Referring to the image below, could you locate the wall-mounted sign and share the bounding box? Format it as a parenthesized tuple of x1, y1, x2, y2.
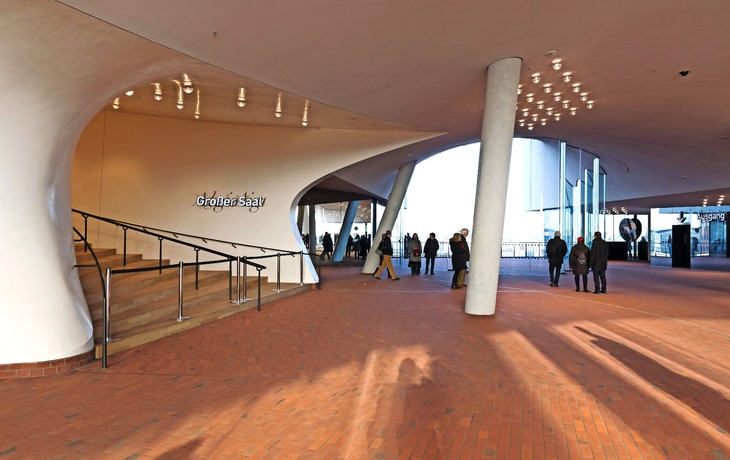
(195, 191, 267, 213)
(698, 213, 726, 222)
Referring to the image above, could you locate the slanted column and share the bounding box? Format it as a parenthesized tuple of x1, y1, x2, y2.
(332, 201, 358, 262)
(362, 162, 417, 274)
(465, 57, 522, 316)
(308, 204, 317, 254)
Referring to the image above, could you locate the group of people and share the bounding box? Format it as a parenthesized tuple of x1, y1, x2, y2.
(345, 234, 371, 259)
(403, 232, 441, 275)
(547, 231, 608, 294)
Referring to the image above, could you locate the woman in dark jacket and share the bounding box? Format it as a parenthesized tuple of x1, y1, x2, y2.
(569, 237, 591, 292)
(449, 233, 467, 289)
(423, 233, 439, 275)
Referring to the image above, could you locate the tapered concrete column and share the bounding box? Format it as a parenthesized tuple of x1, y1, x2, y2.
(465, 57, 522, 315)
(362, 162, 417, 273)
(332, 201, 358, 262)
(308, 204, 317, 254)
(296, 206, 305, 233)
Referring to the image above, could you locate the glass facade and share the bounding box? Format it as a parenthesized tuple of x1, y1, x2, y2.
(650, 207, 729, 269)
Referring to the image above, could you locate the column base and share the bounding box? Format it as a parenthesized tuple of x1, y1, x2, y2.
(0, 350, 95, 379)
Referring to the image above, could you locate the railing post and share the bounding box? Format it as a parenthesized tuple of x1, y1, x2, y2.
(194, 248, 200, 290)
(232, 256, 241, 305)
(171, 261, 191, 322)
(257, 267, 262, 311)
(242, 256, 250, 302)
(102, 268, 111, 368)
(299, 251, 304, 286)
(83, 215, 89, 252)
(158, 237, 163, 274)
(228, 259, 232, 300)
(274, 253, 282, 293)
(122, 227, 128, 266)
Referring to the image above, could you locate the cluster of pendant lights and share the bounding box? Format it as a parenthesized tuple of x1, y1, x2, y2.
(516, 57, 596, 131)
(111, 75, 311, 126)
(705, 195, 724, 207)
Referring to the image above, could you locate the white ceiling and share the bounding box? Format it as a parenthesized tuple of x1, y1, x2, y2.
(56, 0, 730, 212)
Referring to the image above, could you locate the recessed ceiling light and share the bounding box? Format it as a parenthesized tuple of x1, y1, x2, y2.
(579, 92, 588, 102)
(586, 101, 595, 109)
(551, 59, 562, 70)
(518, 119, 525, 126)
(546, 108, 554, 115)
(553, 92, 562, 102)
(536, 101, 544, 109)
(526, 93, 535, 103)
(543, 84, 552, 93)
(125, 90, 134, 96)
(562, 100, 570, 108)
(562, 72, 572, 82)
(531, 73, 541, 83)
(545, 50, 557, 56)
(527, 124, 534, 130)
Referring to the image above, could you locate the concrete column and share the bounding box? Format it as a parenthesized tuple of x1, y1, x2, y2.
(332, 201, 358, 262)
(296, 206, 305, 233)
(308, 204, 317, 254)
(465, 57, 521, 316)
(372, 198, 378, 239)
(362, 162, 417, 273)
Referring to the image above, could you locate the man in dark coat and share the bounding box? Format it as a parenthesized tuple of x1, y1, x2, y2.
(423, 233, 439, 275)
(568, 237, 591, 292)
(320, 232, 333, 260)
(589, 231, 609, 293)
(546, 231, 568, 287)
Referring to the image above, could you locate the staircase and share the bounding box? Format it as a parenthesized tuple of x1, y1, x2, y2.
(75, 243, 310, 357)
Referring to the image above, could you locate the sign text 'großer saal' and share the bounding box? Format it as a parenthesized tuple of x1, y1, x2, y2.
(196, 191, 266, 213)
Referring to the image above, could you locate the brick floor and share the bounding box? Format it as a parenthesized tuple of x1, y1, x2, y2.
(2, 259, 730, 459)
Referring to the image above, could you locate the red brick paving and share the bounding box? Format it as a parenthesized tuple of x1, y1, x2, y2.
(2, 259, 730, 459)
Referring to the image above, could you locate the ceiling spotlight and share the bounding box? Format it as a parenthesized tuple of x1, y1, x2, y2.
(527, 124, 534, 130)
(570, 107, 578, 115)
(572, 83, 581, 93)
(176, 101, 184, 109)
(125, 90, 134, 96)
(275, 94, 283, 118)
(540, 118, 547, 126)
(586, 100, 595, 109)
(302, 100, 310, 126)
(182, 77, 194, 94)
(521, 108, 530, 115)
(526, 93, 535, 103)
(562, 72, 572, 82)
(531, 114, 539, 121)
(543, 83, 552, 93)
(237, 87, 246, 107)
(112, 98, 120, 109)
(554, 113, 561, 121)
(194, 89, 201, 119)
(153, 83, 162, 101)
(176, 85, 184, 109)
(551, 59, 562, 71)
(518, 119, 525, 126)
(194, 112, 200, 119)
(531, 73, 541, 83)
(546, 108, 554, 115)
(536, 101, 545, 109)
(562, 100, 570, 108)
(553, 92, 562, 102)
(579, 92, 589, 102)
(517, 84, 523, 95)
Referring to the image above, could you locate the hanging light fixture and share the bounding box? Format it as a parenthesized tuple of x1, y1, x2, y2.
(526, 93, 534, 103)
(182, 75, 194, 94)
(540, 118, 547, 126)
(517, 84, 523, 95)
(536, 101, 544, 110)
(586, 100, 595, 109)
(551, 59, 563, 70)
(176, 85, 184, 109)
(527, 124, 534, 130)
(546, 108, 554, 116)
(553, 92, 562, 102)
(570, 107, 578, 115)
(543, 83, 552, 93)
(518, 119, 525, 127)
(125, 90, 134, 96)
(554, 113, 561, 121)
(237, 87, 246, 107)
(302, 100, 309, 126)
(562, 100, 570, 108)
(562, 72, 572, 82)
(572, 83, 581, 93)
(112, 98, 120, 109)
(194, 88, 201, 119)
(531, 114, 539, 121)
(580, 92, 589, 102)
(275, 94, 283, 117)
(531, 73, 541, 83)
(153, 83, 162, 101)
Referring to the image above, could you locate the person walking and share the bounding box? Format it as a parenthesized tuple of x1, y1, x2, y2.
(546, 231, 568, 287)
(373, 230, 400, 280)
(449, 233, 467, 289)
(589, 231, 609, 293)
(456, 228, 470, 287)
(423, 232, 439, 274)
(568, 237, 591, 292)
(320, 232, 333, 260)
(408, 233, 423, 275)
(403, 233, 411, 259)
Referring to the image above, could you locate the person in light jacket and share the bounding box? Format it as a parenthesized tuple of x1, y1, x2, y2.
(568, 237, 591, 292)
(408, 233, 423, 275)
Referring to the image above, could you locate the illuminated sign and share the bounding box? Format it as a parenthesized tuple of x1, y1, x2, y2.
(698, 213, 726, 222)
(195, 191, 267, 213)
